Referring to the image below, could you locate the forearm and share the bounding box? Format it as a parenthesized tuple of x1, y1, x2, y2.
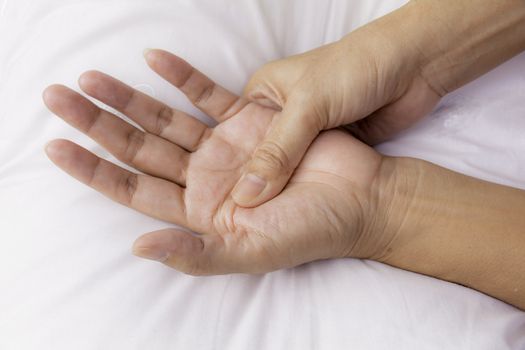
(365, 0, 525, 95)
(410, 0, 525, 94)
(377, 157, 525, 310)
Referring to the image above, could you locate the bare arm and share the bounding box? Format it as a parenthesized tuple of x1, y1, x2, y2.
(43, 49, 525, 310)
(233, 0, 525, 208)
(377, 0, 525, 95)
(375, 157, 525, 310)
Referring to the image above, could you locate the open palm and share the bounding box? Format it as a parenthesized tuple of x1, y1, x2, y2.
(44, 50, 385, 275)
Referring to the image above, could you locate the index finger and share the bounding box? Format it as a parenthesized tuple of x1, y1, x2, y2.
(144, 49, 249, 123)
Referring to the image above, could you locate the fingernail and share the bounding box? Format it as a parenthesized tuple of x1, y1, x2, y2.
(232, 173, 267, 204)
(133, 246, 170, 262)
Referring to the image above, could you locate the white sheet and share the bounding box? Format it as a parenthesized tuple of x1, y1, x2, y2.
(0, 1, 524, 349)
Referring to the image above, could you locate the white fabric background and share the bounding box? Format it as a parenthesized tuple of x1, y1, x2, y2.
(0, 1, 524, 349)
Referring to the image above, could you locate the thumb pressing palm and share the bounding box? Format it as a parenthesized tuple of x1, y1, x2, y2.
(231, 19, 441, 208)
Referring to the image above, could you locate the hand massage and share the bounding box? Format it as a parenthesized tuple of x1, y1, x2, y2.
(2, 0, 524, 348)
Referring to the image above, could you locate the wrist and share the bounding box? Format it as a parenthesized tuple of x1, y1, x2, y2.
(346, 156, 418, 260)
(360, 156, 421, 262)
(370, 156, 525, 309)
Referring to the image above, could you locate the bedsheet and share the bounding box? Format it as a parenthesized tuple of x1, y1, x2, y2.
(0, 1, 524, 349)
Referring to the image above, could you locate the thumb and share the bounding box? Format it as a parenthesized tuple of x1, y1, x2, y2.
(133, 228, 235, 275)
(231, 99, 321, 207)
(132, 228, 277, 275)
(132, 229, 209, 275)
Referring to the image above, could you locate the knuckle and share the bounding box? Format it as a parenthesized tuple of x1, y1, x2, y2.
(245, 61, 281, 96)
(247, 70, 263, 88)
(245, 83, 282, 110)
(123, 129, 145, 165)
(260, 59, 282, 75)
(254, 141, 291, 176)
(154, 106, 173, 136)
(84, 109, 102, 134)
(88, 157, 103, 187)
(118, 173, 138, 205)
(193, 83, 215, 106)
(253, 61, 278, 79)
(247, 62, 275, 86)
(251, 66, 271, 85)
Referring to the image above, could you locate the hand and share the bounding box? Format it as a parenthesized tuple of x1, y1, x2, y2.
(43, 49, 391, 275)
(42, 51, 525, 308)
(231, 5, 442, 208)
(234, 0, 525, 209)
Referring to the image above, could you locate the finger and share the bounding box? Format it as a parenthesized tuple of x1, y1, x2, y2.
(45, 139, 188, 226)
(43, 85, 188, 185)
(132, 229, 274, 275)
(144, 49, 248, 123)
(231, 97, 321, 207)
(132, 229, 215, 275)
(78, 71, 210, 152)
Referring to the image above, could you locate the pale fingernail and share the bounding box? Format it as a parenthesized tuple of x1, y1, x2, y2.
(132, 246, 170, 262)
(232, 173, 267, 204)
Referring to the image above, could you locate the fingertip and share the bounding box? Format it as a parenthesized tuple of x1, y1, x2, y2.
(132, 230, 166, 253)
(43, 83, 66, 96)
(143, 48, 154, 59)
(143, 48, 163, 64)
(44, 139, 61, 158)
(44, 140, 98, 183)
(143, 49, 178, 74)
(42, 85, 54, 102)
(231, 173, 268, 207)
(143, 49, 161, 71)
(132, 229, 207, 273)
(42, 84, 67, 107)
(132, 229, 203, 258)
(44, 139, 73, 164)
(78, 70, 102, 90)
(132, 246, 170, 263)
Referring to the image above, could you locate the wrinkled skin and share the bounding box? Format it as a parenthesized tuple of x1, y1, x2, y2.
(43, 50, 387, 275)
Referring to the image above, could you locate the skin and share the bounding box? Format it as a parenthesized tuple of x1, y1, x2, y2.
(379, 159, 525, 310)
(43, 49, 391, 275)
(232, 0, 525, 208)
(43, 50, 525, 310)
